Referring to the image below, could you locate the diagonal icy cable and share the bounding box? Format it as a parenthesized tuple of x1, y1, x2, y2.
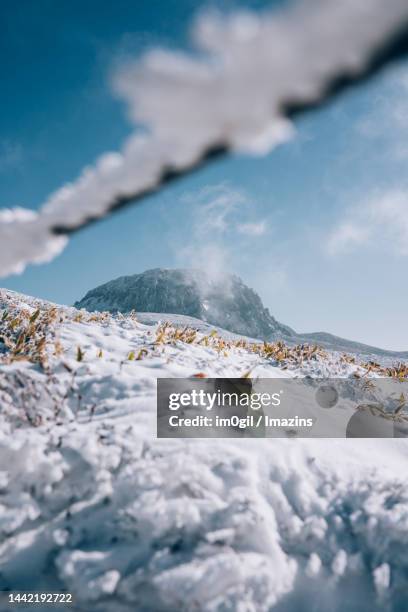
(1, 0, 408, 276)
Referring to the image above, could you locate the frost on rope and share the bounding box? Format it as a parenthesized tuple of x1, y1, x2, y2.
(1, 289, 408, 610)
(1, 0, 408, 277)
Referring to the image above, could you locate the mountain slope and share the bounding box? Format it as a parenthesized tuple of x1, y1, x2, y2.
(296, 331, 408, 359)
(75, 268, 295, 342)
(1, 288, 408, 611)
(75, 268, 408, 358)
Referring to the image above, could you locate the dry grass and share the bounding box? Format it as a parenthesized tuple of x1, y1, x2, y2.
(152, 321, 408, 380)
(153, 323, 328, 369)
(1, 293, 407, 382)
(0, 304, 61, 370)
(343, 354, 408, 381)
(0, 298, 118, 369)
(1, 296, 407, 428)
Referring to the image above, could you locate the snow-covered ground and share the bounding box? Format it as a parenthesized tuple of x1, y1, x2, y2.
(1, 289, 408, 611)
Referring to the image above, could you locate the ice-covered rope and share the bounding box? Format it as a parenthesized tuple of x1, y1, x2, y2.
(1, 0, 408, 276)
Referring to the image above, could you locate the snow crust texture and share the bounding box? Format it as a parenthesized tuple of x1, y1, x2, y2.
(1, 289, 408, 611)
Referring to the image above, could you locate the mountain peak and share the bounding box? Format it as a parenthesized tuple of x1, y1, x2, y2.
(75, 268, 295, 340)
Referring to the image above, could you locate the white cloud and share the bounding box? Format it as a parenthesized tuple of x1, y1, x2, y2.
(178, 184, 268, 266)
(176, 184, 269, 281)
(187, 184, 268, 237)
(327, 223, 370, 255)
(237, 221, 267, 236)
(175, 184, 286, 305)
(355, 65, 408, 160)
(327, 189, 408, 256)
(193, 185, 246, 233)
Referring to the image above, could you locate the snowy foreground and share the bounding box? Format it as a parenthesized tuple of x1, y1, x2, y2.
(1, 290, 408, 611)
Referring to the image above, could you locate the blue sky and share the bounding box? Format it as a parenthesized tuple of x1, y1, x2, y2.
(1, 0, 408, 350)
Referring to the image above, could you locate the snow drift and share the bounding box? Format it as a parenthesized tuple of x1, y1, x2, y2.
(1, 289, 408, 611)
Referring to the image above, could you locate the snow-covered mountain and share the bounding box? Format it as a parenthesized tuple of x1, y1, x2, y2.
(1, 287, 408, 610)
(75, 268, 408, 358)
(75, 268, 295, 342)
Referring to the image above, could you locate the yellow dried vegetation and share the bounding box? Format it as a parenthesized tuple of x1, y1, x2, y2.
(343, 354, 408, 381)
(151, 322, 408, 380)
(0, 304, 61, 369)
